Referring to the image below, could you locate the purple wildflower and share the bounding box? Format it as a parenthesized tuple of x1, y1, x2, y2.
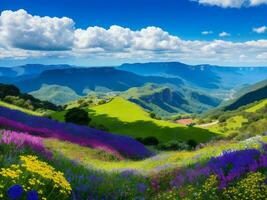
(0, 130, 52, 159)
(0, 106, 152, 159)
(137, 183, 147, 193)
(208, 149, 264, 188)
(26, 190, 38, 200)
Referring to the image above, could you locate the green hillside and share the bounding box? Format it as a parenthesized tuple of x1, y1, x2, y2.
(30, 84, 81, 105)
(51, 97, 217, 143)
(88, 97, 217, 143)
(224, 81, 267, 111)
(203, 98, 267, 139)
(245, 99, 267, 112)
(0, 100, 42, 116)
(121, 83, 221, 117)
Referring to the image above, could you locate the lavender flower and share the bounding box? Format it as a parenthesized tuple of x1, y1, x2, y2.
(0, 130, 52, 159)
(0, 106, 153, 159)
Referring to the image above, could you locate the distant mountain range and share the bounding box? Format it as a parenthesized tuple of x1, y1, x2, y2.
(119, 62, 267, 90)
(16, 67, 183, 95)
(0, 64, 71, 77)
(224, 80, 267, 111)
(1, 62, 267, 115)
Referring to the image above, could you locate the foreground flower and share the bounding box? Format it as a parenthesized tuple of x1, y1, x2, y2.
(0, 155, 72, 200)
(7, 185, 23, 200)
(27, 190, 39, 200)
(0, 130, 52, 159)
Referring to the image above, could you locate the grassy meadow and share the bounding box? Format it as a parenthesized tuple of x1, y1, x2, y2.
(1, 91, 267, 200)
(51, 97, 218, 143)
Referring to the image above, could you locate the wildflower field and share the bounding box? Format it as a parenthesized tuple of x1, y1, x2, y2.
(1, 105, 267, 200)
(1, 127, 267, 199)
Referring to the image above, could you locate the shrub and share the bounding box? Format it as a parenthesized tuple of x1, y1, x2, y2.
(97, 124, 109, 132)
(65, 108, 91, 125)
(187, 139, 197, 149)
(136, 137, 159, 146)
(149, 112, 161, 120)
(158, 140, 190, 151)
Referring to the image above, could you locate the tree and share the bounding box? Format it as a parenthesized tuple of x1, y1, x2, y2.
(136, 136, 159, 146)
(187, 139, 197, 149)
(65, 108, 91, 126)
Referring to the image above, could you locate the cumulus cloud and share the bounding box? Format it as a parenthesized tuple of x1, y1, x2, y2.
(193, 0, 267, 8)
(1, 9, 267, 66)
(0, 9, 75, 51)
(253, 26, 267, 33)
(74, 26, 183, 52)
(201, 31, 213, 35)
(219, 32, 231, 37)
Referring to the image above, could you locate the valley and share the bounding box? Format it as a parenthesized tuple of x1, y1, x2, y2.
(0, 62, 267, 200)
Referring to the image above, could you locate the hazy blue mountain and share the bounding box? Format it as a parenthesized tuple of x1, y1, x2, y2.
(118, 62, 267, 90)
(16, 67, 183, 95)
(0, 64, 71, 77)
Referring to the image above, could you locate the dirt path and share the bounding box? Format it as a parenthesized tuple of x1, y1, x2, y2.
(197, 120, 219, 127)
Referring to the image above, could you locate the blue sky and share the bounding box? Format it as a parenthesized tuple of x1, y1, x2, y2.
(0, 0, 267, 66)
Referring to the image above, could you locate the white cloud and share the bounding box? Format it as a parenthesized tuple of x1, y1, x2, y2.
(201, 31, 213, 35)
(219, 32, 231, 37)
(1, 9, 267, 66)
(250, 0, 267, 6)
(193, 0, 267, 8)
(74, 26, 183, 51)
(253, 26, 267, 33)
(0, 9, 75, 51)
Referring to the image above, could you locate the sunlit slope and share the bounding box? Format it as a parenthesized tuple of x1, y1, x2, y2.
(0, 101, 42, 116)
(203, 99, 267, 135)
(206, 116, 248, 135)
(245, 99, 267, 113)
(89, 97, 217, 143)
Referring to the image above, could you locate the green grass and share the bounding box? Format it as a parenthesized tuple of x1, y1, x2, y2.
(245, 99, 267, 113)
(88, 97, 217, 143)
(51, 97, 217, 143)
(205, 115, 248, 135)
(45, 136, 266, 175)
(0, 101, 42, 116)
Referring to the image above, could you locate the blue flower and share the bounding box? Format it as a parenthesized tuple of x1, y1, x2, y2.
(137, 183, 147, 193)
(27, 190, 38, 200)
(7, 184, 24, 200)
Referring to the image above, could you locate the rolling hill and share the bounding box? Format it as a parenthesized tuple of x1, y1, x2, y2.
(30, 84, 81, 105)
(224, 80, 267, 111)
(0, 83, 61, 112)
(121, 83, 221, 117)
(202, 97, 267, 139)
(52, 97, 218, 143)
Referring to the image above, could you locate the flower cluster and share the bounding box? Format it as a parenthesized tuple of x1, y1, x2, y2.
(0, 155, 72, 200)
(208, 148, 267, 188)
(0, 130, 52, 159)
(222, 172, 267, 200)
(0, 106, 152, 159)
